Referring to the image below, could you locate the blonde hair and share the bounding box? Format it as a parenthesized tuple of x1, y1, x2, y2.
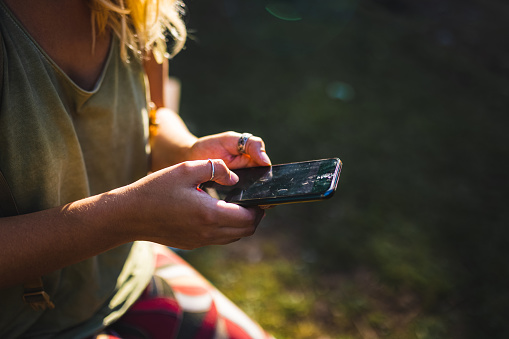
(89, 0, 187, 63)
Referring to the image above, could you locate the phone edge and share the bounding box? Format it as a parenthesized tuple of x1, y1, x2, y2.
(236, 158, 342, 206)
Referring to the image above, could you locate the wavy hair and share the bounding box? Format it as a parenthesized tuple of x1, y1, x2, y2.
(88, 0, 187, 63)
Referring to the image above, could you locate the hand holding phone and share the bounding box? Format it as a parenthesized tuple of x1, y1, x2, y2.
(199, 158, 342, 206)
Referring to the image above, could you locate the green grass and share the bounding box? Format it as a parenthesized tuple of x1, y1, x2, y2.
(172, 0, 509, 337)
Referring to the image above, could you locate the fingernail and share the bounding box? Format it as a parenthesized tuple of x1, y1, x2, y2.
(230, 171, 239, 183)
(261, 152, 272, 165)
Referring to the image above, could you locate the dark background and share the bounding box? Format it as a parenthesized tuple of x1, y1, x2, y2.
(169, 0, 509, 337)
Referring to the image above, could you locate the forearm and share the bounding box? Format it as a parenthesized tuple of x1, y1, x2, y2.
(144, 55, 198, 170)
(0, 160, 265, 289)
(150, 107, 198, 171)
(0, 188, 133, 288)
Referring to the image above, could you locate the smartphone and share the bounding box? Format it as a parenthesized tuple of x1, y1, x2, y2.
(199, 158, 342, 206)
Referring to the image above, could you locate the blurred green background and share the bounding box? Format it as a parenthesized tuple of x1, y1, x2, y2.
(169, 0, 509, 338)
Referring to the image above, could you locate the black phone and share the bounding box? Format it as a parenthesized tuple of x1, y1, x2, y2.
(199, 158, 342, 206)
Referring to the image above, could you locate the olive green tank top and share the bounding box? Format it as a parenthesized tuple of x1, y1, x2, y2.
(0, 2, 154, 338)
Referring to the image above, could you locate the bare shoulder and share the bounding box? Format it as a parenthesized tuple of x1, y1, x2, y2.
(3, 0, 112, 90)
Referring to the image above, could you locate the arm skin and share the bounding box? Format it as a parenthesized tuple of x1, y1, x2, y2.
(144, 56, 271, 171)
(0, 160, 262, 289)
(0, 5, 271, 289)
(144, 55, 198, 168)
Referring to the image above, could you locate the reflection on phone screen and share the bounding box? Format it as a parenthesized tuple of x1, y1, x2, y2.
(200, 158, 340, 205)
(239, 162, 320, 200)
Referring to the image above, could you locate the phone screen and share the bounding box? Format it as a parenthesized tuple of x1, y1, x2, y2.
(200, 158, 341, 206)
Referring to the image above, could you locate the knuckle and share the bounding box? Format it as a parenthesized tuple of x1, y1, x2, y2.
(179, 161, 194, 176)
(245, 224, 257, 236)
(251, 135, 262, 143)
(215, 158, 227, 168)
(199, 208, 218, 226)
(247, 137, 263, 152)
(224, 131, 237, 138)
(240, 216, 258, 236)
(259, 139, 266, 150)
(198, 229, 215, 243)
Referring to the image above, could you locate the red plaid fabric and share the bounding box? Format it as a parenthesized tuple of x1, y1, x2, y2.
(90, 245, 273, 339)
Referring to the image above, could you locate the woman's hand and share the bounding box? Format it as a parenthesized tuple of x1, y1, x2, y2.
(122, 159, 265, 250)
(0, 159, 264, 288)
(149, 106, 272, 171)
(186, 131, 272, 169)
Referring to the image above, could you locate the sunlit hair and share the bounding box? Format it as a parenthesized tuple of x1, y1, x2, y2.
(88, 0, 187, 63)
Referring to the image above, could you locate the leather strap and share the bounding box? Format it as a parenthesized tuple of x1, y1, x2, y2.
(0, 170, 55, 310)
(1, 24, 54, 311)
(22, 278, 55, 310)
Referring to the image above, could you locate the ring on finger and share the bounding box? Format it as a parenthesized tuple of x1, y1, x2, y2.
(237, 133, 253, 155)
(207, 159, 215, 181)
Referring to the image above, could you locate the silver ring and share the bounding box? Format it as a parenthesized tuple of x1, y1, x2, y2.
(237, 133, 253, 155)
(207, 159, 215, 181)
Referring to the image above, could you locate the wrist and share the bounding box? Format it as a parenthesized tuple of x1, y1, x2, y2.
(103, 185, 142, 243)
(70, 187, 137, 246)
(150, 107, 198, 170)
